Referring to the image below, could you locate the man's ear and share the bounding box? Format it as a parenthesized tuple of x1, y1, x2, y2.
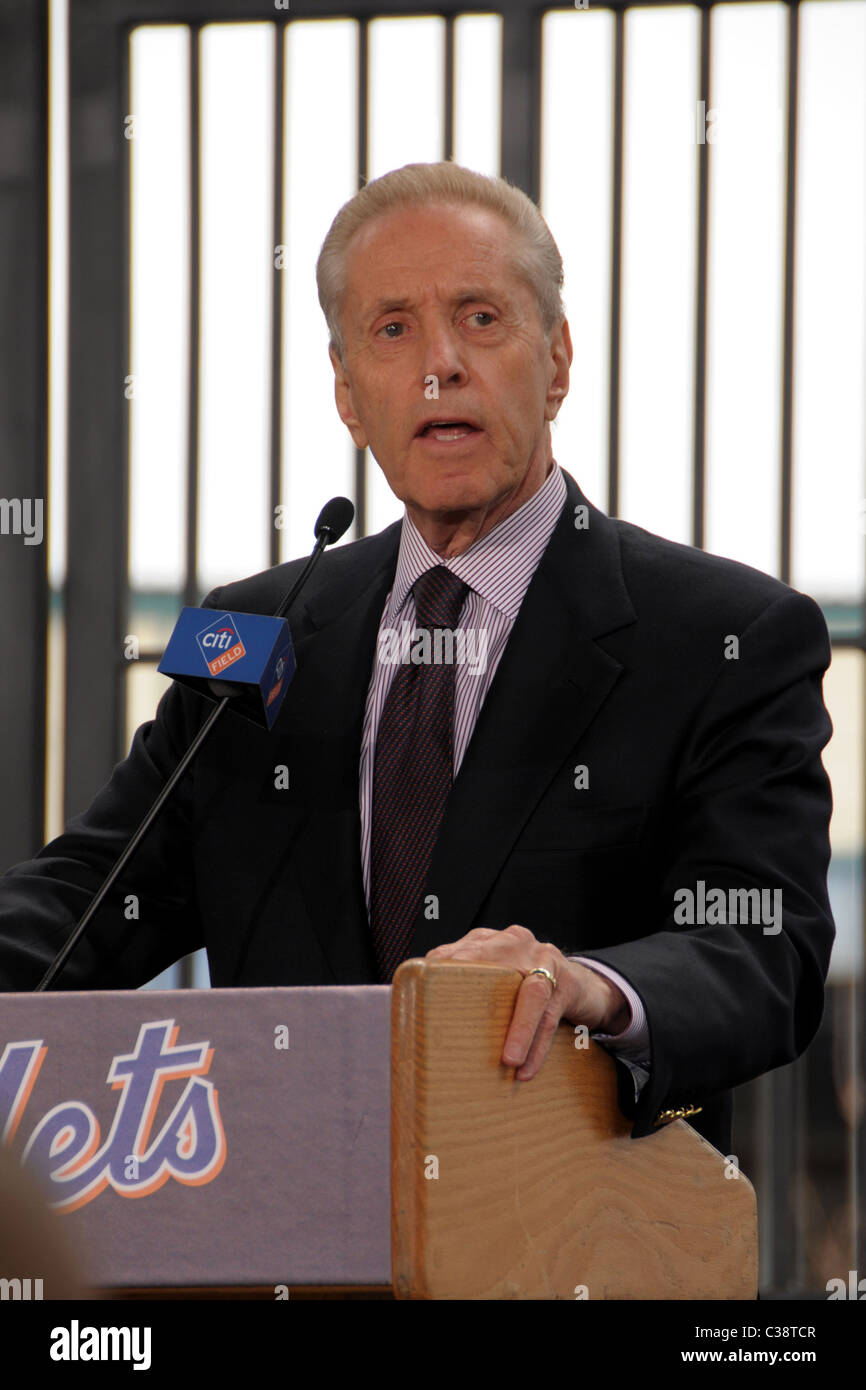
(329, 345, 369, 451)
(544, 317, 572, 423)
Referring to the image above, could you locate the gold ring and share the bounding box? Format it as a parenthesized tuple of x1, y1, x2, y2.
(526, 966, 557, 992)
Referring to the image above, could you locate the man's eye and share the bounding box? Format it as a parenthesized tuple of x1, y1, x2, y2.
(379, 322, 404, 339)
(468, 311, 494, 327)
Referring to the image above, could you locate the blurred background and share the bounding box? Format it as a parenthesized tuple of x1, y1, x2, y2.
(1, 0, 863, 1296)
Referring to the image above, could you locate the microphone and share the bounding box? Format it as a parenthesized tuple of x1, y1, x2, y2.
(273, 496, 355, 619)
(35, 497, 355, 992)
(157, 496, 355, 728)
(314, 495, 355, 545)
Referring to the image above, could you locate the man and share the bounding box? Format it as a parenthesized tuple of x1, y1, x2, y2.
(0, 163, 834, 1159)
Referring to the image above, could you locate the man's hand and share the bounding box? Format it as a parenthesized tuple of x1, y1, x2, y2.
(425, 924, 630, 1081)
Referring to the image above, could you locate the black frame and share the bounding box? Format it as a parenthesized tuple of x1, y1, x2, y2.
(0, 0, 49, 868)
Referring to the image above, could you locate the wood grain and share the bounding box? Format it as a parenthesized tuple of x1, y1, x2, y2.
(391, 958, 757, 1300)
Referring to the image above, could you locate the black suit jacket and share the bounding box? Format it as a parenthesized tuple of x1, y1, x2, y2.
(0, 470, 835, 1155)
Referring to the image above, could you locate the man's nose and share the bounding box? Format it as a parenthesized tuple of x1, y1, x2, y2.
(419, 322, 469, 387)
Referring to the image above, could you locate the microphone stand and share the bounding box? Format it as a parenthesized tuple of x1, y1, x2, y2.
(35, 506, 351, 991)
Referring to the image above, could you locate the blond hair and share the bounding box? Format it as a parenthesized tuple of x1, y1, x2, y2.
(316, 162, 565, 362)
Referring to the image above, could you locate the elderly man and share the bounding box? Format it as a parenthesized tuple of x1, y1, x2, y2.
(0, 163, 834, 1157)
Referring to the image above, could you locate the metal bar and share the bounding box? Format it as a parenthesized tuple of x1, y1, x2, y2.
(854, 572, 866, 1283)
(841, 977, 864, 1283)
(607, 9, 625, 519)
(759, 8, 803, 1288)
(0, 0, 49, 865)
(860, 670, 866, 1285)
(65, 3, 129, 818)
(84, 1, 741, 22)
(756, 6, 804, 1291)
(779, 0, 799, 585)
(117, 23, 134, 760)
(761, 8, 800, 1273)
(270, 22, 285, 569)
(184, 26, 201, 608)
(443, 13, 454, 163)
(692, 9, 711, 551)
(499, 4, 541, 200)
(757, 1060, 807, 1292)
(355, 16, 369, 537)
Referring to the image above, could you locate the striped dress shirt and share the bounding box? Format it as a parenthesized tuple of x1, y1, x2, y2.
(359, 463, 650, 1089)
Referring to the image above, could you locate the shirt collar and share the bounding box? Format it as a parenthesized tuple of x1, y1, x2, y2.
(386, 462, 567, 622)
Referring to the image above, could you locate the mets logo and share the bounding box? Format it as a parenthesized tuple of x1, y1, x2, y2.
(196, 613, 246, 677)
(0, 1021, 226, 1212)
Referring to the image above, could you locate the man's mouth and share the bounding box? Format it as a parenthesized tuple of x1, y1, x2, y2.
(416, 420, 482, 441)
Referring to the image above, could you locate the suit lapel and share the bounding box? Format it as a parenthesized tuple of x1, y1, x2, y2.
(404, 471, 637, 956)
(271, 525, 400, 981)
(264, 471, 636, 977)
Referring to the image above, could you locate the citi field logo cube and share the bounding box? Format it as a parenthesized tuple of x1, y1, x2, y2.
(159, 607, 295, 728)
(196, 614, 246, 676)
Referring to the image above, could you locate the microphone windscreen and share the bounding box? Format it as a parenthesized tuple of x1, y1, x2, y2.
(314, 496, 355, 544)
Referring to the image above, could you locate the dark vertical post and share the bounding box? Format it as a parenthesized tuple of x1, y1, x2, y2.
(270, 20, 285, 568)
(692, 9, 711, 551)
(443, 14, 454, 163)
(65, 5, 129, 818)
(607, 9, 625, 519)
(757, 0, 804, 1292)
(0, 0, 49, 864)
(757, 1060, 806, 1291)
(499, 3, 541, 201)
(354, 17, 369, 537)
(177, 24, 203, 991)
(779, 0, 799, 586)
(184, 25, 202, 610)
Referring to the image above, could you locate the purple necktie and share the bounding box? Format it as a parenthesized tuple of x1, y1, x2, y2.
(370, 565, 470, 982)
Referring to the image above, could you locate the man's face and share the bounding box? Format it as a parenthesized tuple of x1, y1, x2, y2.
(329, 202, 572, 543)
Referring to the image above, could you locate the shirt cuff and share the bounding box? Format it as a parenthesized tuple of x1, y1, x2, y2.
(567, 955, 651, 1066)
(617, 1058, 652, 1103)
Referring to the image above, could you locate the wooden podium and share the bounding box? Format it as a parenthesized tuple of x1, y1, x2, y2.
(392, 959, 757, 1299)
(0, 960, 756, 1298)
